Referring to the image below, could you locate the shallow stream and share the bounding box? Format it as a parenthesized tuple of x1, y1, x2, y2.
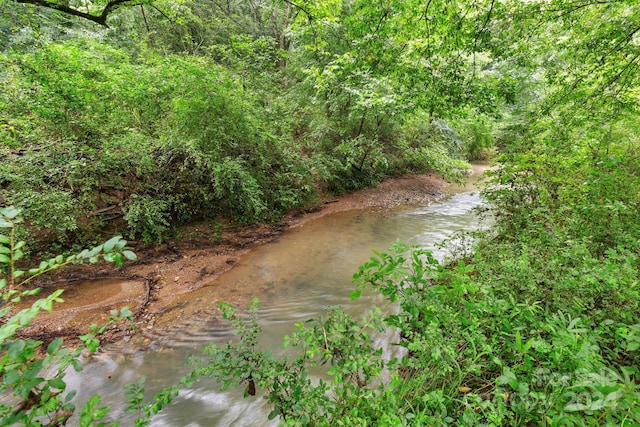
(66, 169, 489, 426)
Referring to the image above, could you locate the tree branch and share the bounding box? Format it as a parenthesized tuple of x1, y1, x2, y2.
(282, 0, 313, 23)
(12, 0, 143, 27)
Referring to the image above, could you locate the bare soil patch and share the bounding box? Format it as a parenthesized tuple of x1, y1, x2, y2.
(18, 172, 458, 348)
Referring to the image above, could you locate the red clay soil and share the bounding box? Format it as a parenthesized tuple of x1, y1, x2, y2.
(16, 171, 468, 348)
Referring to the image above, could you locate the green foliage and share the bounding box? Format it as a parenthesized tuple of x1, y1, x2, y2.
(212, 158, 266, 222)
(192, 100, 639, 424)
(190, 230, 638, 425)
(187, 299, 392, 426)
(0, 39, 323, 248)
(3, 0, 507, 252)
(461, 119, 494, 161)
(123, 194, 171, 244)
(0, 206, 138, 426)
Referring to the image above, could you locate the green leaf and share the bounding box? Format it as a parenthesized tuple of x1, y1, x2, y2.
(0, 245, 10, 254)
(48, 377, 67, 390)
(0, 234, 10, 244)
(65, 390, 77, 403)
(87, 244, 104, 258)
(103, 236, 122, 252)
(0, 254, 10, 263)
(122, 250, 137, 261)
(71, 359, 83, 372)
(4, 369, 21, 385)
(8, 340, 26, 359)
(1, 206, 22, 219)
(120, 306, 133, 319)
(268, 409, 280, 420)
(47, 338, 64, 355)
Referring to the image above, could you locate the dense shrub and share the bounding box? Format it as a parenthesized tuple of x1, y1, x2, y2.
(1, 37, 471, 250)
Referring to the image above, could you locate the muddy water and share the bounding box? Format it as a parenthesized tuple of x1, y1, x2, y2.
(65, 170, 489, 426)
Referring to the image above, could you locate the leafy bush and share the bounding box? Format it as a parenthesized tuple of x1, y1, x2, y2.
(123, 194, 172, 243)
(0, 40, 328, 249)
(212, 157, 267, 222)
(184, 236, 639, 425)
(0, 206, 137, 426)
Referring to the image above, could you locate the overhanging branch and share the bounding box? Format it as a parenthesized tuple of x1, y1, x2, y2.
(12, 0, 143, 27)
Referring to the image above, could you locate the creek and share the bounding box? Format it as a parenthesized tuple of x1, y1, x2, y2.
(65, 168, 489, 426)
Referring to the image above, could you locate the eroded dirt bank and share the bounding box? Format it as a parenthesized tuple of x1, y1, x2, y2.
(18, 170, 477, 347)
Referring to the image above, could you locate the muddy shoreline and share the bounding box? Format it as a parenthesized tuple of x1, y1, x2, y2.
(17, 171, 466, 348)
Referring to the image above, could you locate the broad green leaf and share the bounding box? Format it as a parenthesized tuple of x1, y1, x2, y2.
(8, 340, 26, 359)
(47, 338, 64, 355)
(103, 236, 122, 252)
(87, 244, 104, 258)
(1, 206, 21, 219)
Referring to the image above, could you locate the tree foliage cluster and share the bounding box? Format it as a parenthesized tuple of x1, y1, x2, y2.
(0, 0, 639, 425)
(0, 0, 498, 251)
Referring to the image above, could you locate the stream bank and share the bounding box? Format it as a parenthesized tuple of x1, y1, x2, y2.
(20, 170, 476, 348)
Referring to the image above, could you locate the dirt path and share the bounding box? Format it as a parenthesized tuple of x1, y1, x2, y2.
(18, 171, 471, 347)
